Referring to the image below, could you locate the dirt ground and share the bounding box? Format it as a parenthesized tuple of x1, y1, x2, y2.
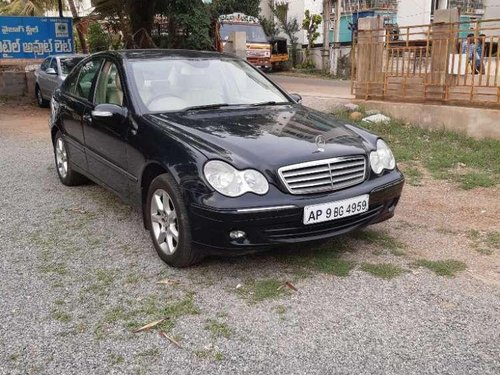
(2, 103, 498, 283)
(1, 102, 499, 374)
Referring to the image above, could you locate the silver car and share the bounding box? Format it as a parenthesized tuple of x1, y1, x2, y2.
(35, 54, 86, 107)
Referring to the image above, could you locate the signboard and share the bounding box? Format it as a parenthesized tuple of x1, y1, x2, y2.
(0, 16, 74, 59)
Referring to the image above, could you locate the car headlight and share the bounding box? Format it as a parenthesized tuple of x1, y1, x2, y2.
(369, 139, 396, 175)
(204, 160, 269, 197)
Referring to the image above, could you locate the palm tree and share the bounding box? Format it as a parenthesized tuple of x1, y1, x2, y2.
(0, 0, 58, 15)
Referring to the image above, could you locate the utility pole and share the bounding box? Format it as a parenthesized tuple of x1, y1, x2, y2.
(58, 0, 63, 17)
(330, 0, 341, 76)
(322, 0, 331, 72)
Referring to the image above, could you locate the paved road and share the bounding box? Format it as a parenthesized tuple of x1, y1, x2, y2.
(269, 74, 353, 99)
(0, 103, 498, 375)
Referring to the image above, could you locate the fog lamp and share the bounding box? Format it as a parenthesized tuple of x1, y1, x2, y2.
(230, 230, 246, 240)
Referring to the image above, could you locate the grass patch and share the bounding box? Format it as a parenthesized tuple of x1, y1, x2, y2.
(214, 351, 224, 361)
(109, 353, 125, 365)
(311, 256, 356, 276)
(360, 263, 405, 279)
(195, 348, 224, 361)
(350, 229, 406, 256)
(412, 259, 467, 277)
(104, 306, 128, 324)
(162, 292, 200, 319)
(467, 229, 497, 255)
(81, 268, 117, 298)
(333, 110, 500, 190)
(274, 69, 338, 80)
(436, 227, 457, 235)
(454, 172, 496, 190)
(127, 293, 199, 333)
(52, 309, 72, 323)
(281, 238, 356, 277)
(403, 166, 423, 186)
(238, 279, 289, 303)
(136, 348, 160, 358)
(486, 231, 499, 248)
(205, 319, 232, 339)
(38, 261, 68, 276)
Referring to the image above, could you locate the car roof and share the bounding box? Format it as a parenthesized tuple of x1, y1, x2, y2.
(93, 49, 235, 60)
(50, 54, 87, 59)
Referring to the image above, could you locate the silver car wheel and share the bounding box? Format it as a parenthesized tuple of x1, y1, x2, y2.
(150, 189, 179, 255)
(55, 137, 68, 178)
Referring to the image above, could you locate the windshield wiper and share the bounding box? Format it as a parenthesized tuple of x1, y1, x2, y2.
(183, 104, 236, 112)
(251, 101, 289, 107)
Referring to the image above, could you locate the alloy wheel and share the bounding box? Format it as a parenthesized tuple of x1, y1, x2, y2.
(55, 137, 68, 179)
(150, 189, 179, 255)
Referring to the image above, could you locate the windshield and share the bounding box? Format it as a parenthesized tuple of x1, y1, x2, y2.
(220, 24, 268, 43)
(129, 58, 289, 113)
(60, 57, 84, 75)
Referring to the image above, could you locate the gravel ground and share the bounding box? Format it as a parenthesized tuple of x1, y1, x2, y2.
(0, 103, 499, 375)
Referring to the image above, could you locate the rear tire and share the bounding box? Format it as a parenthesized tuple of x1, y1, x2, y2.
(146, 173, 202, 267)
(53, 131, 87, 186)
(36, 85, 49, 108)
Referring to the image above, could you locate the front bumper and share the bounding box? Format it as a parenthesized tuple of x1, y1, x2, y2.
(187, 170, 404, 254)
(248, 57, 271, 70)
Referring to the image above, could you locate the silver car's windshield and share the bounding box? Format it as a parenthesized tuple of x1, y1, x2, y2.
(129, 58, 289, 113)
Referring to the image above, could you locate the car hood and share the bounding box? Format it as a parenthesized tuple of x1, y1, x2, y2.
(146, 105, 374, 170)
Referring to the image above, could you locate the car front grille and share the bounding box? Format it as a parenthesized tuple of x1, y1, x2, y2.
(278, 156, 367, 195)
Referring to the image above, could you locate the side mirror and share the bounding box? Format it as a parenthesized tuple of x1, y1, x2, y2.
(290, 93, 302, 104)
(92, 103, 128, 120)
(46, 68, 57, 75)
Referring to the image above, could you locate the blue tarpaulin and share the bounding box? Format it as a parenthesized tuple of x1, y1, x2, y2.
(0, 16, 74, 59)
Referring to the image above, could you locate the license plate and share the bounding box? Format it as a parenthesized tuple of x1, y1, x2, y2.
(303, 194, 369, 225)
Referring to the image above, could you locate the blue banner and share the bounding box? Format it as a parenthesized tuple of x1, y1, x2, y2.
(0, 16, 74, 59)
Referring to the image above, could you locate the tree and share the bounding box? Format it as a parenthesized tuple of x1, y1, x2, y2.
(269, 0, 300, 67)
(128, 0, 158, 48)
(211, 0, 260, 17)
(87, 22, 110, 52)
(67, 0, 89, 53)
(156, 0, 212, 50)
(0, 0, 58, 16)
(260, 16, 279, 39)
(93, 0, 157, 48)
(302, 10, 321, 67)
(93, 0, 212, 50)
(92, 0, 132, 47)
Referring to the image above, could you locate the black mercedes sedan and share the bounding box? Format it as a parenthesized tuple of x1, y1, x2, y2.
(49, 49, 404, 267)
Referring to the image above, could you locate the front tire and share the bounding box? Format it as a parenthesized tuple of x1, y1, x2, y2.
(146, 173, 201, 267)
(36, 85, 49, 108)
(53, 131, 87, 186)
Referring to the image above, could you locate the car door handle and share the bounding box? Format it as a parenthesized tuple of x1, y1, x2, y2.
(83, 113, 92, 124)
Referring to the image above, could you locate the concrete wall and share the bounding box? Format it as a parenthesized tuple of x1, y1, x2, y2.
(0, 71, 35, 98)
(360, 100, 500, 140)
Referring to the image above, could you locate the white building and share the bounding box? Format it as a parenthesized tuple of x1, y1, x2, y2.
(260, 0, 326, 46)
(45, 0, 94, 18)
(397, 0, 485, 29)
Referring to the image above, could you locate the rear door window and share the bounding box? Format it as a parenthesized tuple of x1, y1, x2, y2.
(40, 58, 51, 71)
(50, 58, 58, 74)
(94, 61, 124, 106)
(72, 59, 103, 101)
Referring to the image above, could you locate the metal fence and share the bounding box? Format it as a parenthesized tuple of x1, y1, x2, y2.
(351, 18, 500, 107)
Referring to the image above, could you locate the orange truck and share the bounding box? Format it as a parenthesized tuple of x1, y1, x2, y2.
(217, 13, 272, 70)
